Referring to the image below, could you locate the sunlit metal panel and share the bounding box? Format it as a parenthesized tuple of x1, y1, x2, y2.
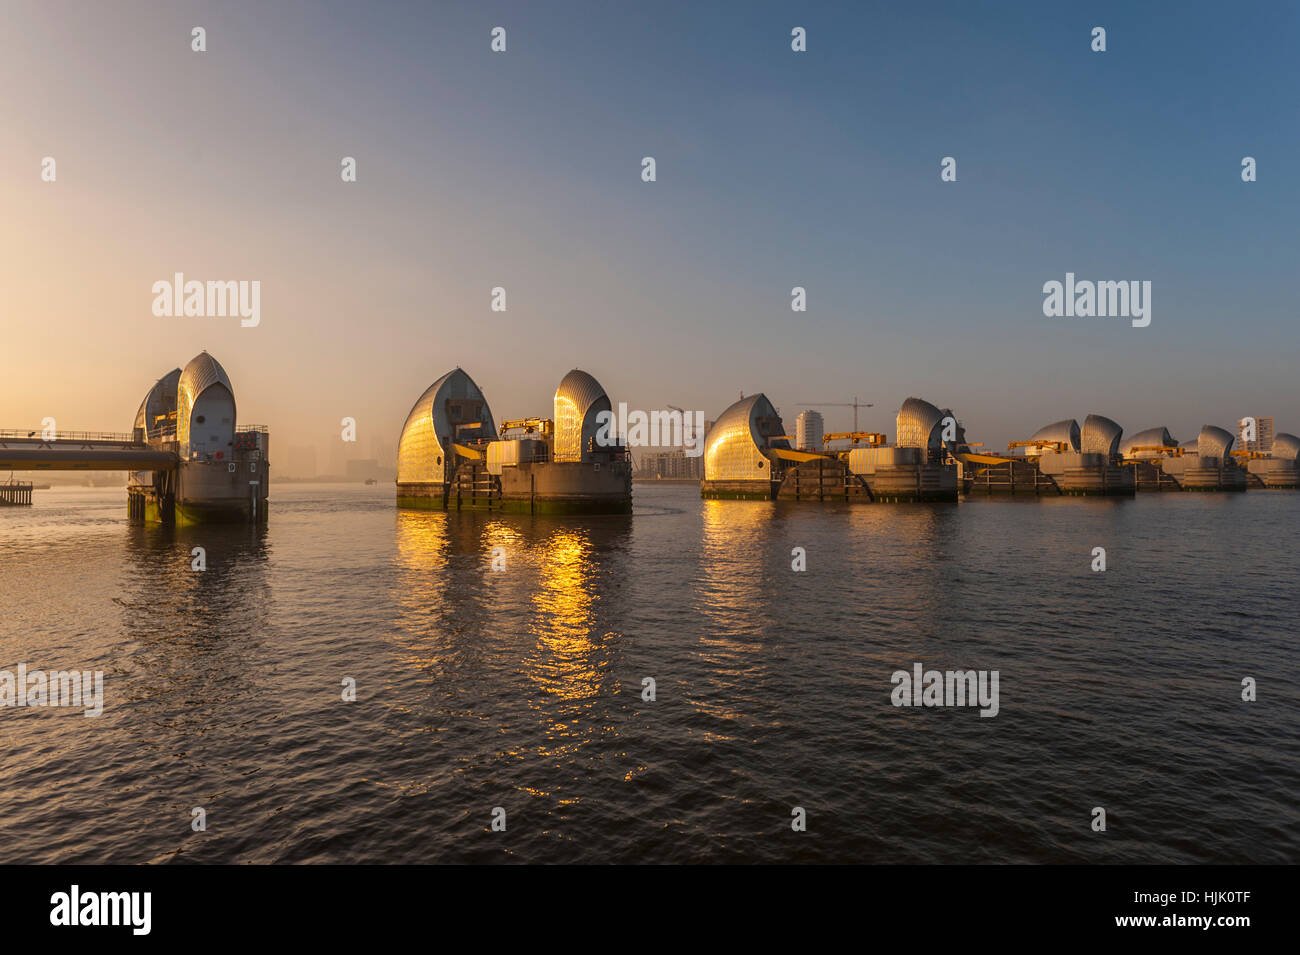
(553, 369, 611, 463)
(133, 368, 181, 438)
(397, 368, 496, 484)
(1271, 432, 1300, 462)
(703, 393, 789, 481)
(896, 397, 946, 449)
(178, 352, 235, 458)
(1081, 414, 1123, 456)
(1197, 425, 1234, 461)
(1120, 426, 1176, 458)
(1029, 418, 1081, 451)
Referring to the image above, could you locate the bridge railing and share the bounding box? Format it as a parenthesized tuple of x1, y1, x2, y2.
(0, 429, 141, 444)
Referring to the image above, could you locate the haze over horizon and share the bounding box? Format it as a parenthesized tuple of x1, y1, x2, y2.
(3, 0, 1297, 467)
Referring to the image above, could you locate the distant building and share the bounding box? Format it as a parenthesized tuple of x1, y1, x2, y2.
(638, 449, 703, 479)
(796, 410, 824, 451)
(1245, 416, 1275, 453)
(635, 418, 712, 479)
(286, 444, 318, 479)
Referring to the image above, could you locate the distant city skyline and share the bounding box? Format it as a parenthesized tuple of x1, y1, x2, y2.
(2, 1, 1296, 457)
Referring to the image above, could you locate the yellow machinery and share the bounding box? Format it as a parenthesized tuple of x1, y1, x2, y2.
(957, 451, 1016, 467)
(1008, 440, 1068, 452)
(499, 418, 553, 437)
(768, 447, 830, 463)
(767, 433, 832, 462)
(1125, 445, 1183, 458)
(823, 432, 887, 447)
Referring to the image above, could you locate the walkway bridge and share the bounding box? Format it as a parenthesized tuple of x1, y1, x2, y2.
(0, 429, 178, 472)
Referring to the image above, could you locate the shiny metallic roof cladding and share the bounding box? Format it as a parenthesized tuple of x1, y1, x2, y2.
(1197, 425, 1235, 460)
(553, 369, 610, 462)
(1121, 426, 1176, 457)
(397, 368, 495, 484)
(1272, 432, 1300, 462)
(133, 368, 181, 436)
(896, 397, 945, 449)
(178, 352, 235, 456)
(1081, 414, 1123, 456)
(1029, 419, 1081, 451)
(554, 369, 607, 418)
(179, 352, 233, 404)
(704, 393, 789, 481)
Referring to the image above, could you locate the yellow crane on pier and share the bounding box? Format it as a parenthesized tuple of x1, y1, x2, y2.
(1125, 445, 1184, 457)
(1008, 440, 1069, 453)
(500, 418, 553, 437)
(823, 431, 887, 447)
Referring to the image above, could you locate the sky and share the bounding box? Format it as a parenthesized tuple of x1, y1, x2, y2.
(2, 0, 1297, 468)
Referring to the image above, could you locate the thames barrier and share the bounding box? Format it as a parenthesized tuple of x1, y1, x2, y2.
(6, 365, 1297, 521)
(698, 394, 1299, 503)
(0, 351, 269, 524)
(396, 368, 632, 514)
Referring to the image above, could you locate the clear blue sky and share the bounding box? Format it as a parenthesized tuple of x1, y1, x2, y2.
(2, 0, 1296, 459)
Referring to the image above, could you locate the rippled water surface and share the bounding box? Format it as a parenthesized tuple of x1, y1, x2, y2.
(1, 483, 1296, 863)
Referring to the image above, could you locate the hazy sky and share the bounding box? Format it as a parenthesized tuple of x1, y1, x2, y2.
(2, 0, 1296, 463)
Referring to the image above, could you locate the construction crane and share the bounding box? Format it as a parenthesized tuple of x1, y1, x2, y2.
(795, 396, 873, 431)
(1127, 445, 1183, 457)
(823, 431, 887, 447)
(499, 417, 553, 437)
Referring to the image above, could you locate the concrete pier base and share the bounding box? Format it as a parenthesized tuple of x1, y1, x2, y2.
(1246, 458, 1299, 489)
(1161, 455, 1248, 491)
(701, 479, 783, 501)
(399, 460, 633, 514)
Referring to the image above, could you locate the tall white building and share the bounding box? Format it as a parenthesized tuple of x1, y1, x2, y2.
(796, 409, 824, 451)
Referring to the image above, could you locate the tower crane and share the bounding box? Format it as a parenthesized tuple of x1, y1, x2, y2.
(794, 396, 874, 431)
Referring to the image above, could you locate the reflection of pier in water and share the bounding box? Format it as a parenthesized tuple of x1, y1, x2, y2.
(390, 510, 633, 721)
(111, 523, 274, 818)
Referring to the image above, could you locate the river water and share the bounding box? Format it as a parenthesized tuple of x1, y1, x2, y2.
(1, 483, 1296, 863)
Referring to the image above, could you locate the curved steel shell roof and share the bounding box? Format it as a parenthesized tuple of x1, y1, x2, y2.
(1121, 426, 1176, 458)
(937, 408, 966, 448)
(397, 368, 495, 484)
(704, 393, 789, 481)
(1081, 414, 1123, 456)
(553, 369, 611, 462)
(178, 352, 234, 456)
(1272, 432, 1300, 462)
(133, 368, 181, 438)
(1197, 425, 1235, 460)
(896, 397, 946, 449)
(1030, 419, 1081, 451)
